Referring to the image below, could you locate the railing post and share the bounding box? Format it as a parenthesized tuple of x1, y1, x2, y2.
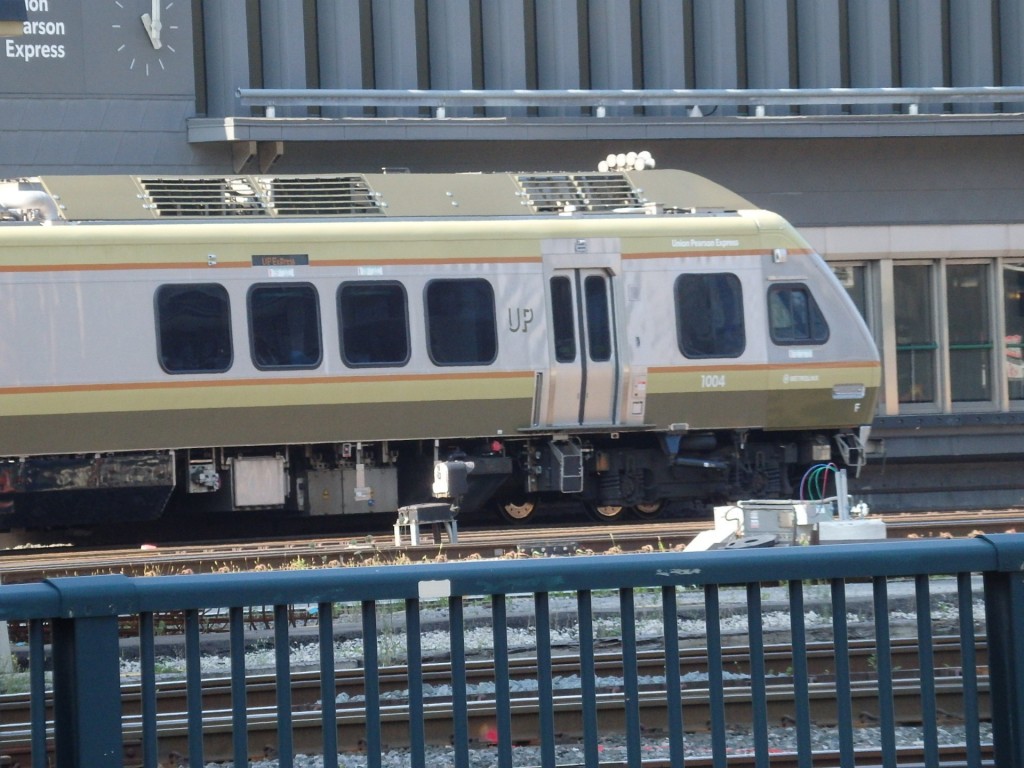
(0, 574, 12, 674)
(48, 575, 138, 768)
(51, 615, 126, 767)
(983, 536, 1024, 767)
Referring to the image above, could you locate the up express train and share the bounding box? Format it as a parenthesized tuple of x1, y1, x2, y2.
(0, 168, 880, 532)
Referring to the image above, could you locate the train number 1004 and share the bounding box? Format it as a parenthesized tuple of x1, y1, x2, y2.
(700, 374, 727, 389)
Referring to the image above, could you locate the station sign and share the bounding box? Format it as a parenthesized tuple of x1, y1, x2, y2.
(1, 0, 194, 96)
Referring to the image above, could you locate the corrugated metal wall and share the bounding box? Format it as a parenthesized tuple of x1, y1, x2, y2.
(203, 0, 1024, 118)
(2, 0, 1022, 221)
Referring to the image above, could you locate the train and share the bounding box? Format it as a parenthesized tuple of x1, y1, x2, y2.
(0, 166, 881, 532)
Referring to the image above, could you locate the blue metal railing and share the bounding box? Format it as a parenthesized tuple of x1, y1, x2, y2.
(2, 534, 1024, 767)
(236, 86, 1024, 118)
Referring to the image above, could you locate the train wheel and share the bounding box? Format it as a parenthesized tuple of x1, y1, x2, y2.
(631, 500, 665, 520)
(586, 503, 628, 523)
(497, 495, 539, 524)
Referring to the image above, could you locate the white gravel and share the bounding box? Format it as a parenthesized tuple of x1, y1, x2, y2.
(228, 723, 992, 768)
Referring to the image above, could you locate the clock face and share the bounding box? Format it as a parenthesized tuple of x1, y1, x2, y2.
(111, 0, 180, 77)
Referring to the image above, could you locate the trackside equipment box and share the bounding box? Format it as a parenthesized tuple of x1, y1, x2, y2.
(817, 517, 888, 544)
(738, 500, 834, 545)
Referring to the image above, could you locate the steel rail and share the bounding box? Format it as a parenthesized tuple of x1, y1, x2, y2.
(5, 510, 1024, 586)
(0, 634, 979, 717)
(1, 673, 989, 764)
(0, 636, 988, 763)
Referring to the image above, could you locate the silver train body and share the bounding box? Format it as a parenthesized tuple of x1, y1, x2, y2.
(0, 170, 880, 529)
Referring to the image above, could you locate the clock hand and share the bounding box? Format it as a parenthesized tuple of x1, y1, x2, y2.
(141, 2, 162, 49)
(151, 0, 162, 39)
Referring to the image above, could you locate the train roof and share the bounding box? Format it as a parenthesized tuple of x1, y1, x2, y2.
(0, 168, 754, 224)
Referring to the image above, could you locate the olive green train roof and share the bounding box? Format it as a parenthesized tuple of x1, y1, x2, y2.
(1, 169, 754, 223)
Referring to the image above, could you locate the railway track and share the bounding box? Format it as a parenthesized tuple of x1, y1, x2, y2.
(1, 636, 990, 765)
(0, 519, 703, 585)
(3, 509, 1023, 586)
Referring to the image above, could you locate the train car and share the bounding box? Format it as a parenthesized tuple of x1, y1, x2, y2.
(0, 167, 880, 531)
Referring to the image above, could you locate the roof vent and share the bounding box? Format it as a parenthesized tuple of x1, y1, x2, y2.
(515, 173, 641, 214)
(140, 177, 268, 217)
(139, 176, 385, 218)
(264, 176, 383, 217)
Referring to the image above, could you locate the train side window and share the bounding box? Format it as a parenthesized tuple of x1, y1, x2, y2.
(768, 283, 829, 345)
(675, 273, 745, 358)
(338, 281, 410, 367)
(155, 284, 232, 373)
(249, 283, 322, 369)
(550, 276, 577, 362)
(425, 278, 497, 365)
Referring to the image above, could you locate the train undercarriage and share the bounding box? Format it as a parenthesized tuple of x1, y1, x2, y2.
(481, 430, 842, 523)
(0, 428, 858, 532)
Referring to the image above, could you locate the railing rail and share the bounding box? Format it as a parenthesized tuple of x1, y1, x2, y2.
(2, 534, 1024, 767)
(237, 86, 1024, 118)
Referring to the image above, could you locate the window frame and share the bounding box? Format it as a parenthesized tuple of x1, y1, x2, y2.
(549, 275, 577, 363)
(155, 283, 233, 374)
(247, 281, 323, 371)
(424, 278, 498, 367)
(337, 280, 411, 368)
(674, 272, 746, 359)
(767, 282, 830, 346)
(583, 274, 613, 362)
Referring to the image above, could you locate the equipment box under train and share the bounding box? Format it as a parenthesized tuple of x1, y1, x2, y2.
(305, 466, 398, 515)
(232, 456, 288, 507)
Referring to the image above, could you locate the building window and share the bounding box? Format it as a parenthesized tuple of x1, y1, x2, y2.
(947, 263, 992, 403)
(156, 284, 232, 373)
(894, 265, 937, 404)
(832, 264, 868, 321)
(1004, 263, 1024, 402)
(338, 281, 410, 367)
(249, 283, 322, 369)
(425, 279, 497, 365)
(675, 273, 745, 358)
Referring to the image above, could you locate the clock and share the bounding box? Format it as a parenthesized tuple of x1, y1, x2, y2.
(111, 0, 179, 77)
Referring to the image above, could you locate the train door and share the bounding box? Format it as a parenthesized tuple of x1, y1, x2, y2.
(537, 239, 625, 427)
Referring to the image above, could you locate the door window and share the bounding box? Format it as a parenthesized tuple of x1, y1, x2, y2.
(584, 275, 612, 362)
(550, 275, 577, 363)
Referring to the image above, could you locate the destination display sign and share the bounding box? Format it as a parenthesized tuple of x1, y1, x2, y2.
(252, 255, 310, 267)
